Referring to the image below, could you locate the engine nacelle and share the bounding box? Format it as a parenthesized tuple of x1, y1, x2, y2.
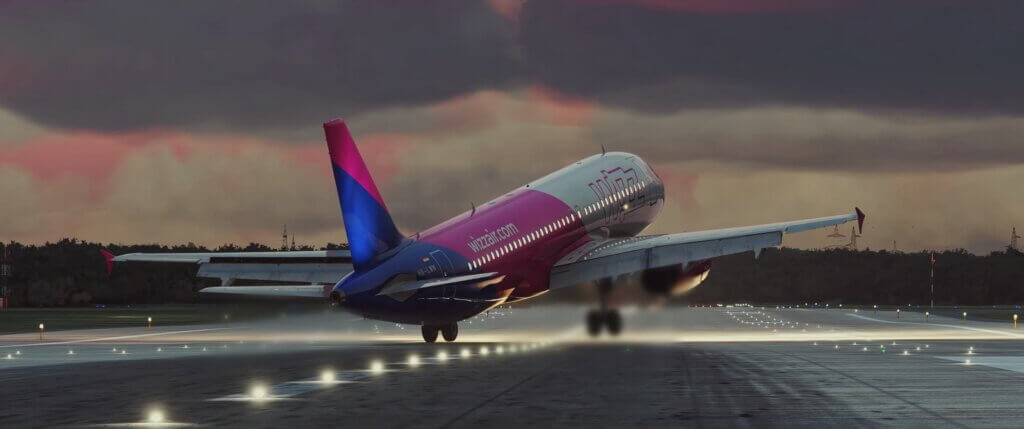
(639, 259, 712, 296)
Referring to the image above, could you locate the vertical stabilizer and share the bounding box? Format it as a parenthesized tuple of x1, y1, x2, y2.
(324, 119, 403, 271)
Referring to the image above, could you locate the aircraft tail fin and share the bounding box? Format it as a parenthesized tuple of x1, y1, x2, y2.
(99, 249, 115, 274)
(323, 119, 403, 271)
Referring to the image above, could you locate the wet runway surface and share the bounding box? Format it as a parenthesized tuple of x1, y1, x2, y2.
(3, 306, 1024, 428)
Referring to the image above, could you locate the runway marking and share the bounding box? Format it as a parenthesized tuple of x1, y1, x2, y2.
(845, 313, 1024, 338)
(935, 356, 1024, 374)
(0, 327, 237, 349)
(774, 350, 970, 429)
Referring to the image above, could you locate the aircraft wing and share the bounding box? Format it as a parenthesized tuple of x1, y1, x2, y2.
(549, 208, 864, 289)
(102, 249, 353, 285)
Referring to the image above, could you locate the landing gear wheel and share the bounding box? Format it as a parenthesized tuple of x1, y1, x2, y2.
(605, 309, 622, 336)
(586, 278, 623, 337)
(441, 322, 459, 342)
(421, 325, 439, 343)
(587, 310, 603, 337)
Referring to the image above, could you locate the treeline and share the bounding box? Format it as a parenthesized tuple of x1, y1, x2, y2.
(1, 239, 1022, 307)
(0, 239, 348, 307)
(687, 247, 1024, 305)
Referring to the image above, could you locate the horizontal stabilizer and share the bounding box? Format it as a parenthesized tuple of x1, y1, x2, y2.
(376, 272, 503, 297)
(200, 285, 330, 299)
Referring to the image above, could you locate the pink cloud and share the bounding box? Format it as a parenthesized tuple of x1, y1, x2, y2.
(525, 85, 595, 127)
(651, 166, 699, 209)
(487, 0, 525, 21)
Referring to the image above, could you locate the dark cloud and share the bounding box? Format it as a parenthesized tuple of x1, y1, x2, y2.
(0, 0, 518, 131)
(521, 0, 1024, 114)
(2, 0, 1023, 133)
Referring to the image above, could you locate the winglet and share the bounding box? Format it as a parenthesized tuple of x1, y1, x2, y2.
(99, 249, 115, 275)
(855, 207, 865, 234)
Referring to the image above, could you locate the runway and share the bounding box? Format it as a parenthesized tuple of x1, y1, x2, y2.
(3, 306, 1024, 427)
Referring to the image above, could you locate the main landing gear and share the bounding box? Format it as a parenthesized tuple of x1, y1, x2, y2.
(422, 322, 459, 343)
(587, 278, 622, 337)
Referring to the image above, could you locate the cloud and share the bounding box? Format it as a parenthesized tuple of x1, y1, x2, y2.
(569, 0, 860, 14)
(0, 131, 345, 246)
(0, 107, 45, 144)
(594, 106, 1024, 171)
(647, 160, 1024, 253)
(4, 1, 1024, 136)
(520, 1, 1024, 114)
(0, 0, 518, 132)
(3, 89, 1022, 255)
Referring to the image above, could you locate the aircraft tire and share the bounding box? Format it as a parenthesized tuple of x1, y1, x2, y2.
(421, 325, 439, 343)
(441, 322, 458, 342)
(586, 310, 603, 337)
(605, 310, 622, 336)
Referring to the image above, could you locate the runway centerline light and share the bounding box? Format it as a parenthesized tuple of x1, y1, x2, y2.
(369, 359, 385, 374)
(436, 350, 449, 362)
(407, 354, 421, 368)
(460, 347, 472, 358)
(320, 369, 336, 383)
(250, 383, 269, 401)
(496, 345, 505, 355)
(147, 408, 165, 424)
(480, 346, 490, 356)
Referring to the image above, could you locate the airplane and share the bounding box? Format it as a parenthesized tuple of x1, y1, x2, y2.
(104, 118, 865, 343)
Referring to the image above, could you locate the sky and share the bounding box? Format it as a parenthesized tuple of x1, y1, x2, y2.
(1, 0, 1023, 253)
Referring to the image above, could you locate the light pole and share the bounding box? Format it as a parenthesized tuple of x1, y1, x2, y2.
(925, 311, 930, 322)
(38, 323, 44, 341)
(963, 311, 967, 321)
(147, 316, 152, 330)
(1014, 314, 1018, 329)
(897, 308, 901, 319)
(930, 253, 936, 309)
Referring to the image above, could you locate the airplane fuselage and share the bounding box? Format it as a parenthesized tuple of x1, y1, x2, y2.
(334, 152, 666, 324)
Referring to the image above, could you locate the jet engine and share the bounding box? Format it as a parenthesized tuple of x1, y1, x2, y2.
(639, 259, 712, 296)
